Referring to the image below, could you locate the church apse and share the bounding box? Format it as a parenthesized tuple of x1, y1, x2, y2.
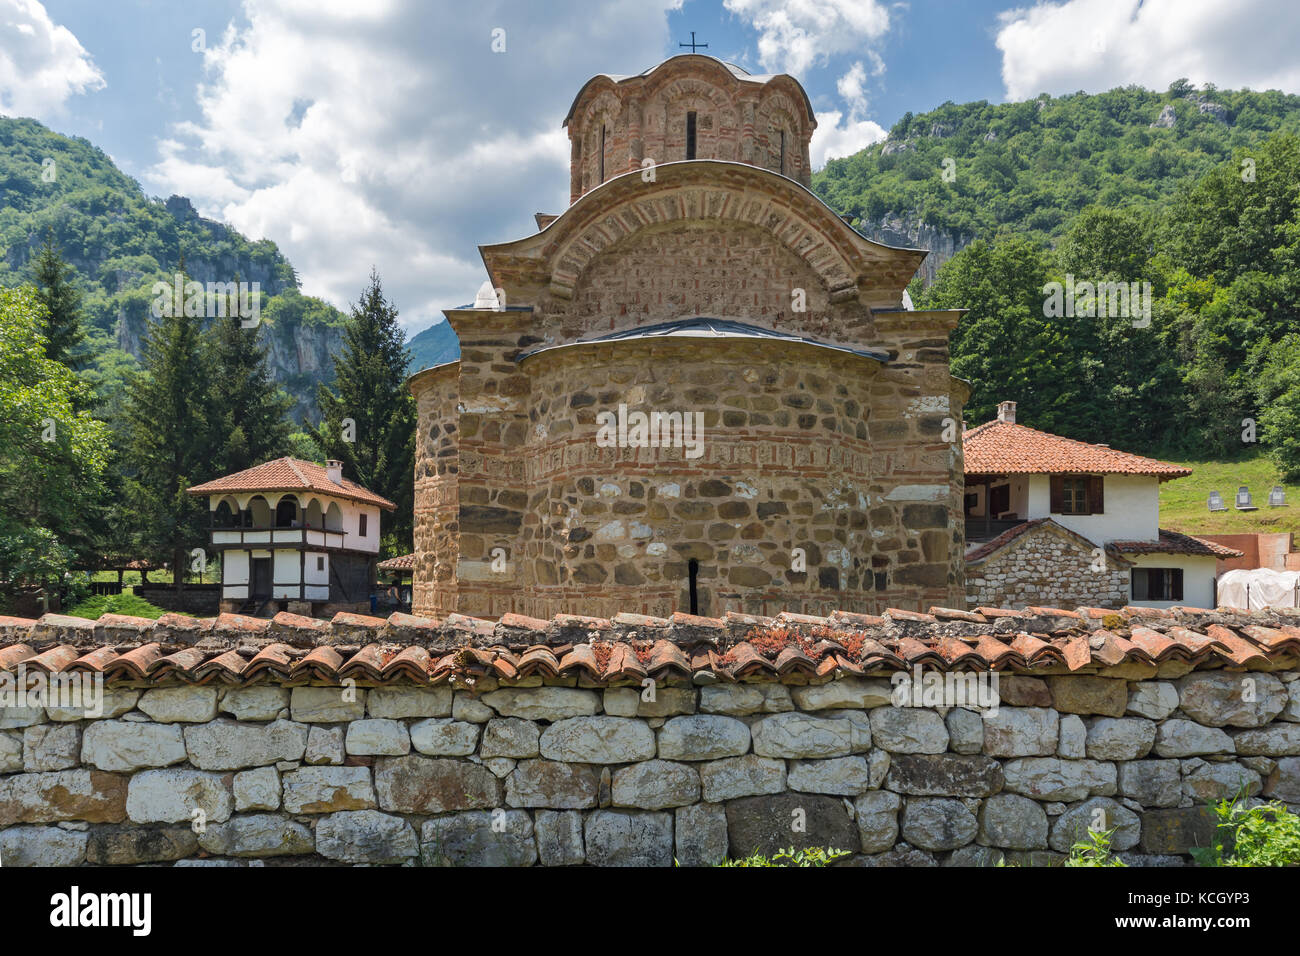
(409, 53, 969, 621)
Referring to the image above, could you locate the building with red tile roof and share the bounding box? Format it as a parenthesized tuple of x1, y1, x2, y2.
(187, 458, 395, 618)
(963, 402, 1238, 610)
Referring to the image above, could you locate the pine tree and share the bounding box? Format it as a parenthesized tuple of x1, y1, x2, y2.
(31, 229, 85, 368)
(205, 279, 293, 474)
(121, 262, 217, 592)
(307, 269, 414, 549)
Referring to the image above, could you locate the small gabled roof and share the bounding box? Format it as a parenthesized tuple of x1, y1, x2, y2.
(965, 518, 1133, 567)
(963, 419, 1191, 479)
(187, 458, 396, 511)
(1112, 529, 1244, 559)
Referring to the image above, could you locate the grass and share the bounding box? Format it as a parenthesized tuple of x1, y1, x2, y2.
(1158, 453, 1299, 536)
(89, 567, 219, 586)
(65, 592, 187, 621)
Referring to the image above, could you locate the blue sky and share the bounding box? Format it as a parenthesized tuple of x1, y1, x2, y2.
(4, 0, 1299, 333)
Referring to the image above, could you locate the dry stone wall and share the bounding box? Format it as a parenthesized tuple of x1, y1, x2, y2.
(4, 669, 1299, 866)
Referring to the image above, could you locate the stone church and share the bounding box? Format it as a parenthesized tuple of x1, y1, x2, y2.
(409, 53, 969, 621)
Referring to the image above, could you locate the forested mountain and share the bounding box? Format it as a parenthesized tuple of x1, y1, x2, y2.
(814, 81, 1300, 283)
(406, 318, 460, 373)
(0, 116, 350, 421)
(814, 83, 1300, 481)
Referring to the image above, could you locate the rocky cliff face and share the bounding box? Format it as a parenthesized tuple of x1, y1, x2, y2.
(260, 321, 345, 423)
(857, 213, 973, 286)
(116, 309, 342, 423)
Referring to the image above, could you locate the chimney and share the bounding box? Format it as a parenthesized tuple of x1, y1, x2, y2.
(996, 401, 1017, 424)
(325, 459, 343, 484)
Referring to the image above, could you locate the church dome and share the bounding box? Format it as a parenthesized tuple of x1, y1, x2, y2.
(563, 53, 817, 202)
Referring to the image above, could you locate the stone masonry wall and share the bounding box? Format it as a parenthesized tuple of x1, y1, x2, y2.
(4, 669, 1300, 866)
(412, 363, 460, 617)
(515, 338, 886, 620)
(967, 526, 1129, 610)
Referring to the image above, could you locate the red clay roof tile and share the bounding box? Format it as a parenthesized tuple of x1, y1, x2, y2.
(964, 419, 1192, 478)
(186, 457, 396, 510)
(3, 604, 1299, 689)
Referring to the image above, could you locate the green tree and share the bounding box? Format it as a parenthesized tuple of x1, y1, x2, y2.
(307, 269, 414, 550)
(205, 281, 293, 475)
(1255, 333, 1300, 481)
(917, 235, 1085, 434)
(0, 286, 110, 603)
(1053, 207, 1186, 452)
(120, 267, 216, 592)
(30, 228, 85, 368)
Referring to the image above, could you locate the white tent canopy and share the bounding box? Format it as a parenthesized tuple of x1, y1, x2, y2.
(1217, 568, 1300, 610)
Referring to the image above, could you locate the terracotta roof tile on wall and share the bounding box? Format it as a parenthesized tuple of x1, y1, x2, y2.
(3, 604, 1299, 689)
(1112, 529, 1245, 559)
(377, 553, 415, 571)
(186, 457, 396, 510)
(963, 420, 1192, 479)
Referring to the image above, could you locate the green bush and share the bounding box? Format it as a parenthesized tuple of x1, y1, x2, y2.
(1191, 797, 1300, 867)
(65, 591, 183, 621)
(714, 847, 850, 867)
(1064, 827, 1127, 867)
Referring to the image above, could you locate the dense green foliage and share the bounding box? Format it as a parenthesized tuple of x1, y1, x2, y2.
(308, 271, 416, 552)
(913, 133, 1300, 476)
(205, 284, 294, 477)
(0, 287, 110, 599)
(815, 81, 1300, 244)
(31, 227, 85, 368)
(119, 267, 218, 589)
(1191, 797, 1300, 867)
(0, 118, 420, 596)
(814, 82, 1300, 476)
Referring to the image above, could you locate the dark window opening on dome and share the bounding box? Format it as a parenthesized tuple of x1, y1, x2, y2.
(688, 558, 699, 614)
(686, 111, 697, 160)
(599, 124, 605, 180)
(779, 129, 786, 176)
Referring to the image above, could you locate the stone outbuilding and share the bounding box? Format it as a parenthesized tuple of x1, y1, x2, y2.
(410, 54, 970, 621)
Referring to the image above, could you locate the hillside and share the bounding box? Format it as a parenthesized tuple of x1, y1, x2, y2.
(814, 82, 1300, 282)
(0, 116, 347, 421)
(406, 318, 459, 373)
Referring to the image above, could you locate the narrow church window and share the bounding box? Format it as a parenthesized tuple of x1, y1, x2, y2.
(688, 558, 699, 614)
(686, 111, 697, 160)
(599, 124, 606, 181)
(779, 129, 787, 175)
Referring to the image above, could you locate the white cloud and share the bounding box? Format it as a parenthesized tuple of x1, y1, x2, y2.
(836, 61, 870, 117)
(723, 0, 892, 75)
(810, 109, 887, 169)
(996, 0, 1300, 101)
(0, 0, 104, 118)
(146, 0, 678, 330)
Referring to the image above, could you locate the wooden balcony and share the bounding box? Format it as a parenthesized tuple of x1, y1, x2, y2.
(209, 526, 346, 550)
(965, 516, 1026, 544)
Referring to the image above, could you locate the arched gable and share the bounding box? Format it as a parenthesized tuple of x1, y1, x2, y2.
(482, 162, 924, 308)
